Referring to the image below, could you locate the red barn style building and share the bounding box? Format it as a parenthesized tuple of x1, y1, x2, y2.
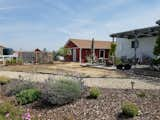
(65, 39, 112, 63)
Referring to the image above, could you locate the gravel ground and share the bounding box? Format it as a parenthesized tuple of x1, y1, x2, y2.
(26, 89, 160, 120)
(83, 78, 160, 89)
(0, 71, 159, 89)
(0, 70, 160, 120)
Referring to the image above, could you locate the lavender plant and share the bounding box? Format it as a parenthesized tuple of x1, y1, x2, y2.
(41, 76, 84, 105)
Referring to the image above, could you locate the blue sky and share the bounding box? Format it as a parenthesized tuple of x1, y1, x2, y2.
(0, 0, 160, 51)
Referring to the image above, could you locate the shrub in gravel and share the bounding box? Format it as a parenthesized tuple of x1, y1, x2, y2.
(136, 91, 146, 98)
(0, 76, 10, 85)
(41, 77, 83, 105)
(89, 87, 101, 99)
(4, 79, 35, 96)
(0, 101, 23, 120)
(122, 101, 139, 117)
(16, 89, 41, 105)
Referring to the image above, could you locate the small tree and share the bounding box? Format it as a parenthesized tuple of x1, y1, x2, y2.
(153, 32, 160, 57)
(57, 47, 69, 57)
(109, 42, 117, 56)
(109, 42, 117, 64)
(52, 50, 57, 61)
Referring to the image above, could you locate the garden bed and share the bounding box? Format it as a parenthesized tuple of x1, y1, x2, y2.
(23, 89, 160, 120)
(0, 76, 160, 120)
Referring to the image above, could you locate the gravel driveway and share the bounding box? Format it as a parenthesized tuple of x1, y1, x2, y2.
(0, 71, 159, 89)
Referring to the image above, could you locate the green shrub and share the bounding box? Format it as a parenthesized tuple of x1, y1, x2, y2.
(41, 77, 83, 105)
(0, 76, 10, 85)
(152, 58, 160, 65)
(122, 102, 139, 117)
(115, 57, 122, 65)
(89, 87, 101, 99)
(136, 91, 146, 98)
(153, 32, 160, 56)
(0, 102, 23, 120)
(16, 89, 41, 105)
(17, 58, 23, 65)
(4, 80, 35, 96)
(0, 115, 5, 120)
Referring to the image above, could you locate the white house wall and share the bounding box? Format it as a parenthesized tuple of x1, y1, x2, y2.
(116, 36, 157, 59)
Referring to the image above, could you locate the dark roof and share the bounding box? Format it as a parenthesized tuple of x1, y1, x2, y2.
(110, 26, 160, 39)
(156, 20, 160, 25)
(67, 39, 111, 49)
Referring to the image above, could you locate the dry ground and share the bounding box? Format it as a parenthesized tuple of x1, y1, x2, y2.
(0, 62, 126, 78)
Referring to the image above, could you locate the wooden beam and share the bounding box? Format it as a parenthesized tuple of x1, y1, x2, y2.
(79, 48, 82, 63)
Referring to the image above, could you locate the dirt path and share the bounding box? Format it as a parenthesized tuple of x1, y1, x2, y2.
(0, 71, 159, 89)
(0, 63, 127, 78)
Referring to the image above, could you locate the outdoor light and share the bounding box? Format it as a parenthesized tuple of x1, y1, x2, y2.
(156, 20, 160, 25)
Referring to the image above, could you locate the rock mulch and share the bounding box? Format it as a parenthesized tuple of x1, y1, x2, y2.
(26, 89, 160, 120)
(124, 68, 160, 85)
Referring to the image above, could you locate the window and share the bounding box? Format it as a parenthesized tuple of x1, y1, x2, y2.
(131, 41, 135, 48)
(99, 50, 105, 58)
(131, 41, 139, 48)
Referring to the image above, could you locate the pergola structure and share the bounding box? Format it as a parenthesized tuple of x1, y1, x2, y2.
(110, 21, 160, 64)
(156, 20, 160, 25)
(110, 25, 160, 39)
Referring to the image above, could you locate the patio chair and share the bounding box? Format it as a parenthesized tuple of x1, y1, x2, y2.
(105, 59, 113, 66)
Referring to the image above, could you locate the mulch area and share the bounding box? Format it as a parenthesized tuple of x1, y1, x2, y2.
(25, 88, 160, 120)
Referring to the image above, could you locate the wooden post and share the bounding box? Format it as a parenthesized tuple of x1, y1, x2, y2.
(79, 48, 82, 63)
(111, 37, 116, 65)
(2, 56, 5, 65)
(112, 37, 115, 43)
(134, 32, 139, 65)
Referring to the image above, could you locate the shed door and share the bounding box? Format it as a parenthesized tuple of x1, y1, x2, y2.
(99, 50, 105, 58)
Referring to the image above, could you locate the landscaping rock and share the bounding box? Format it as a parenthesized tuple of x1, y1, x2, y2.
(24, 89, 160, 120)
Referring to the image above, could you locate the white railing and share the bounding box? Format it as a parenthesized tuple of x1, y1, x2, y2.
(0, 55, 18, 62)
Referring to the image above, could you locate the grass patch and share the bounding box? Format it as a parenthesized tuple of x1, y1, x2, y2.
(0, 101, 23, 120)
(0, 76, 10, 85)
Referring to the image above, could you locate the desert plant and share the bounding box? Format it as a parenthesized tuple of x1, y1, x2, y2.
(0, 76, 10, 85)
(16, 89, 41, 105)
(0, 102, 23, 120)
(122, 101, 139, 117)
(4, 80, 35, 96)
(89, 87, 101, 99)
(136, 91, 146, 98)
(41, 77, 83, 105)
